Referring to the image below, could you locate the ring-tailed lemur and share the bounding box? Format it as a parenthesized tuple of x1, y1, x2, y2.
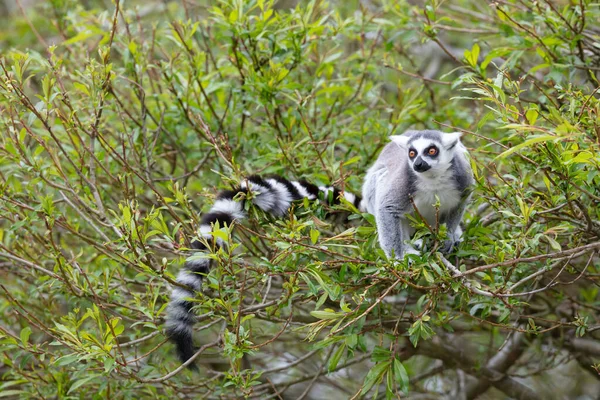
(166, 130, 472, 366)
(166, 175, 364, 365)
(362, 129, 473, 258)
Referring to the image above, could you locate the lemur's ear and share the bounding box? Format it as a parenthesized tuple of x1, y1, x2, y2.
(390, 135, 410, 149)
(442, 132, 462, 150)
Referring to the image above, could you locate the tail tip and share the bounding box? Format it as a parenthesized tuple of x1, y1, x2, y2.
(166, 326, 198, 370)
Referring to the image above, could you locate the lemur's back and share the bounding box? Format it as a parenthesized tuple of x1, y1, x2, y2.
(362, 141, 410, 215)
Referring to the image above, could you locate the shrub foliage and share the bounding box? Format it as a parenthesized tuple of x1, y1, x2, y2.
(0, 0, 599, 398)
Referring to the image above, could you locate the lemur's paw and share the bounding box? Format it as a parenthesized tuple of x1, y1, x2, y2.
(441, 238, 461, 254)
(413, 238, 424, 250)
(403, 246, 421, 258)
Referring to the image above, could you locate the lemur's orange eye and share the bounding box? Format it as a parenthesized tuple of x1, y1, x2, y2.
(428, 147, 438, 156)
(409, 150, 416, 158)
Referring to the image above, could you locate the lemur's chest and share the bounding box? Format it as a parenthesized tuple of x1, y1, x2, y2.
(411, 175, 460, 225)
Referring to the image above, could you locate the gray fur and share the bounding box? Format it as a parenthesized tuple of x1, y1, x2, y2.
(362, 130, 473, 259)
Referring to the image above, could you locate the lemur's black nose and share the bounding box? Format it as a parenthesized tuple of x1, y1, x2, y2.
(413, 156, 431, 172)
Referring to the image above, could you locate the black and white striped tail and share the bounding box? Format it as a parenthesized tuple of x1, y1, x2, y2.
(165, 175, 364, 366)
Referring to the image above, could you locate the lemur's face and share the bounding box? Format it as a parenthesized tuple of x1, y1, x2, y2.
(407, 138, 451, 174)
(391, 131, 462, 175)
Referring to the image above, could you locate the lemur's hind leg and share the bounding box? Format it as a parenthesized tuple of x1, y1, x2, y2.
(440, 195, 470, 254)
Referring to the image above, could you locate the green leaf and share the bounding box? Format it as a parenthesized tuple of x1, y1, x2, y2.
(328, 343, 346, 372)
(422, 267, 434, 283)
(67, 375, 98, 394)
(525, 109, 538, 125)
(342, 156, 361, 166)
(54, 353, 80, 367)
(63, 30, 100, 45)
(567, 151, 594, 165)
(408, 318, 435, 347)
(212, 229, 229, 242)
(545, 235, 562, 251)
(20, 327, 31, 346)
(310, 310, 344, 320)
(393, 358, 409, 393)
(104, 358, 116, 373)
(345, 334, 358, 348)
(495, 135, 557, 160)
(371, 345, 392, 362)
(464, 43, 480, 67)
(315, 292, 328, 309)
(310, 228, 320, 244)
(361, 361, 391, 395)
(0, 391, 27, 397)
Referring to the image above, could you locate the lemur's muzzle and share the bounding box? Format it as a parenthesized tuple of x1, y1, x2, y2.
(413, 157, 431, 173)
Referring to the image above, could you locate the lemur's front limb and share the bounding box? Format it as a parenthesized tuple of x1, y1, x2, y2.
(376, 205, 418, 259)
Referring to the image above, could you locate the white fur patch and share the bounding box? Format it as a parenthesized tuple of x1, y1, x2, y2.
(266, 178, 293, 216)
(171, 286, 195, 303)
(453, 225, 463, 239)
(358, 199, 367, 212)
(176, 270, 202, 291)
(242, 181, 277, 212)
(412, 171, 461, 225)
(442, 132, 462, 149)
(390, 135, 410, 148)
(292, 181, 315, 200)
(211, 199, 246, 220)
(199, 224, 212, 235)
(186, 257, 211, 270)
(343, 192, 356, 205)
